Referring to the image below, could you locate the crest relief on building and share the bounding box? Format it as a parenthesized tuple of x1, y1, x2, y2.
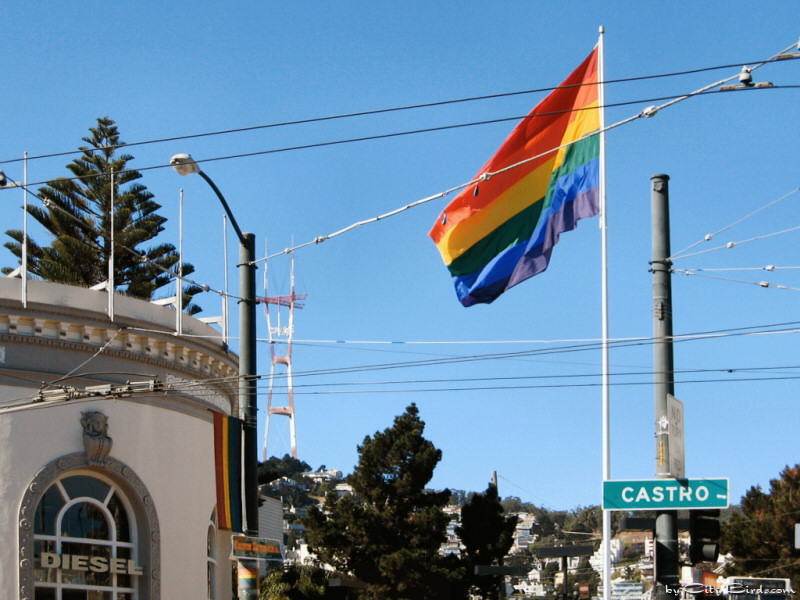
(81, 410, 113, 464)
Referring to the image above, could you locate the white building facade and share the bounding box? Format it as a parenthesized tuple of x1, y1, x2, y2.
(0, 279, 242, 600)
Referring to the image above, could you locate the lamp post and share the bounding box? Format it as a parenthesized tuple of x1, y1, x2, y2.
(169, 154, 259, 540)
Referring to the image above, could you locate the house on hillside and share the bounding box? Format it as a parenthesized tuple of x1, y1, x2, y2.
(511, 512, 538, 553)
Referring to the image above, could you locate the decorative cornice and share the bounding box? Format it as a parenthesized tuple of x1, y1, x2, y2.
(0, 331, 235, 382)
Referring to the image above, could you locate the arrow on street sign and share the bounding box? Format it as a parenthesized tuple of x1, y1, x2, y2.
(603, 478, 729, 511)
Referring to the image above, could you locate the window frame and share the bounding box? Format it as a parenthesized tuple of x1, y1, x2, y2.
(19, 452, 161, 600)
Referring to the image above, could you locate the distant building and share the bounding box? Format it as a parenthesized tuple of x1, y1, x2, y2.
(302, 468, 343, 483)
(511, 512, 538, 553)
(589, 537, 624, 574)
(440, 505, 464, 556)
(334, 482, 354, 498)
(611, 580, 646, 600)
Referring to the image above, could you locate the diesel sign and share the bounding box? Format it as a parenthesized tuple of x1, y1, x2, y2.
(39, 552, 143, 575)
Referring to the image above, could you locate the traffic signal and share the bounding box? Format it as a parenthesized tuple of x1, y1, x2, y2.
(689, 509, 721, 564)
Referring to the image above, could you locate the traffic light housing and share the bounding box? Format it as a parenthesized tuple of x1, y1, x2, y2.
(689, 509, 721, 564)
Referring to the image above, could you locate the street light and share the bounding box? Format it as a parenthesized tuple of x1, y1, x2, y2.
(170, 154, 259, 541)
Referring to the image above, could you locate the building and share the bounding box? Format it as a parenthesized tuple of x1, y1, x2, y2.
(0, 278, 245, 599)
(511, 512, 538, 554)
(302, 468, 343, 483)
(439, 505, 464, 557)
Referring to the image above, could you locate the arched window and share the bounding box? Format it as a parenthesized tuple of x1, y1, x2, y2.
(207, 511, 217, 600)
(33, 473, 139, 600)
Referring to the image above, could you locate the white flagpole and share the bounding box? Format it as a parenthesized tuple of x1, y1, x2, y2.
(109, 169, 115, 321)
(178, 188, 184, 334)
(22, 152, 28, 308)
(223, 215, 230, 345)
(598, 25, 612, 600)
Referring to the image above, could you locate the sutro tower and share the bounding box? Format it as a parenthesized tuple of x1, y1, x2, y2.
(259, 252, 306, 460)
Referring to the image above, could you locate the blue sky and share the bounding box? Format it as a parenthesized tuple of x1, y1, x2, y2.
(1, 2, 799, 510)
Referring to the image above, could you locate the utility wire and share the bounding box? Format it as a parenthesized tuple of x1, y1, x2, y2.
(8, 321, 799, 403)
(5, 86, 792, 310)
(7, 367, 800, 408)
(258, 364, 800, 392)
(670, 187, 800, 259)
(670, 223, 800, 261)
(1, 57, 794, 167)
(258, 42, 799, 263)
(254, 321, 800, 382)
(264, 372, 800, 396)
(678, 265, 800, 272)
(673, 269, 800, 292)
(0, 43, 795, 346)
(3, 85, 798, 194)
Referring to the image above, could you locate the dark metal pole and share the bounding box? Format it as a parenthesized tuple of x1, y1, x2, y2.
(170, 157, 260, 599)
(195, 168, 259, 540)
(239, 231, 258, 538)
(651, 174, 679, 599)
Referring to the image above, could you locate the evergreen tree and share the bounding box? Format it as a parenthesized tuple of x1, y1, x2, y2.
(304, 404, 456, 599)
(456, 483, 518, 599)
(260, 565, 327, 600)
(3, 116, 201, 312)
(722, 464, 800, 583)
(259, 455, 312, 486)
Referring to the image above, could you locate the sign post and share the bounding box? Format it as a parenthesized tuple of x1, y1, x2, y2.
(666, 394, 685, 478)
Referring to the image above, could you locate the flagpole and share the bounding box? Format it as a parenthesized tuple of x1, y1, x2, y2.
(598, 24, 612, 600)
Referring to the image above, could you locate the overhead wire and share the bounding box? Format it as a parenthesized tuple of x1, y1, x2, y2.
(670, 223, 800, 261)
(670, 187, 800, 259)
(5, 88, 792, 310)
(4, 319, 799, 407)
(0, 42, 795, 354)
(8, 363, 800, 408)
(0, 72, 794, 292)
(253, 320, 800, 382)
(672, 269, 800, 292)
(1, 57, 793, 168)
(259, 43, 800, 262)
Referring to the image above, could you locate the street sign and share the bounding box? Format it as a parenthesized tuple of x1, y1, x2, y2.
(231, 535, 283, 561)
(603, 478, 728, 511)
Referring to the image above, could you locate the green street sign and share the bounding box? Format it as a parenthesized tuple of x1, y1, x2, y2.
(603, 478, 728, 511)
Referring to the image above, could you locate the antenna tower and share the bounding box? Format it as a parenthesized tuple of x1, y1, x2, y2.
(259, 251, 306, 460)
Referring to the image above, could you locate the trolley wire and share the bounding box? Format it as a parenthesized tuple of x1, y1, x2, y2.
(1, 56, 795, 168)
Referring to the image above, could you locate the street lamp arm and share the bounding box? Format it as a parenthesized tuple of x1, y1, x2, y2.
(169, 153, 259, 549)
(196, 170, 245, 244)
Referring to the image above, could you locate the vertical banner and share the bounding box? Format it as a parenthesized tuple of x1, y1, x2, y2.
(213, 412, 243, 532)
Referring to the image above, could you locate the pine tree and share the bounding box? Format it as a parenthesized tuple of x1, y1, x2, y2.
(3, 116, 201, 312)
(722, 464, 800, 583)
(304, 404, 457, 599)
(457, 483, 518, 599)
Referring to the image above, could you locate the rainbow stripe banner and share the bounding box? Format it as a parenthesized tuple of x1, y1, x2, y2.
(430, 48, 601, 306)
(213, 412, 243, 532)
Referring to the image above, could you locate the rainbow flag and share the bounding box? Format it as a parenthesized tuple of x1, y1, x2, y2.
(213, 412, 243, 531)
(430, 48, 601, 306)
